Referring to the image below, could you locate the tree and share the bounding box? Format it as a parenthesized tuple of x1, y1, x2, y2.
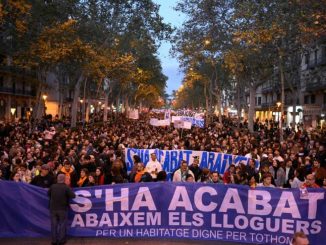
(173, 0, 235, 123)
(6, 0, 172, 126)
(231, 0, 326, 138)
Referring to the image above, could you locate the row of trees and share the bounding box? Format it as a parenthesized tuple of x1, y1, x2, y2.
(172, 0, 326, 137)
(0, 0, 173, 127)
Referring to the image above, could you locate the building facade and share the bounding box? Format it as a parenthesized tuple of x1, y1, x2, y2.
(250, 36, 326, 129)
(300, 37, 326, 128)
(0, 66, 36, 122)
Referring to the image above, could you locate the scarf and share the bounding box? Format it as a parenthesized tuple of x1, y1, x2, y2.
(77, 176, 87, 187)
(135, 171, 145, 183)
(60, 167, 73, 177)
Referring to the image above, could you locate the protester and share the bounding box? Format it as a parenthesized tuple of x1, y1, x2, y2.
(11, 171, 21, 182)
(156, 170, 167, 181)
(145, 153, 162, 181)
(284, 159, 295, 188)
(209, 171, 223, 184)
(312, 159, 326, 187)
(58, 159, 78, 187)
(130, 162, 152, 183)
(269, 159, 285, 187)
(0, 113, 324, 191)
(186, 174, 195, 182)
(77, 168, 89, 187)
(290, 231, 309, 245)
(31, 164, 55, 188)
(173, 160, 194, 182)
(301, 174, 320, 188)
(86, 173, 96, 186)
(248, 175, 258, 188)
(257, 173, 275, 188)
(48, 174, 75, 245)
(94, 167, 105, 185)
(223, 164, 235, 184)
(188, 156, 202, 181)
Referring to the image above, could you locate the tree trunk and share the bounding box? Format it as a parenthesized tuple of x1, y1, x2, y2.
(125, 95, 129, 114)
(216, 90, 222, 125)
(248, 83, 256, 133)
(279, 55, 285, 142)
(82, 78, 87, 125)
(103, 93, 108, 122)
(204, 82, 210, 124)
(236, 81, 242, 128)
(71, 75, 84, 128)
(32, 70, 49, 121)
(116, 95, 120, 113)
(58, 91, 63, 119)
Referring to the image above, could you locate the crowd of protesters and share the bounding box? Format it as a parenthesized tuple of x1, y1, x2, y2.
(0, 112, 325, 190)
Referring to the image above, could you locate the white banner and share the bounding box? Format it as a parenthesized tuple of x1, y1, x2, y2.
(128, 109, 139, 120)
(150, 118, 170, 127)
(174, 120, 192, 129)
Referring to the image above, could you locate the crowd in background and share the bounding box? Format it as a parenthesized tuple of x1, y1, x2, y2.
(0, 112, 325, 190)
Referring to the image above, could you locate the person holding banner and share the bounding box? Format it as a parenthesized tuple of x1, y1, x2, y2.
(172, 160, 194, 182)
(257, 173, 275, 188)
(188, 156, 202, 181)
(145, 153, 162, 181)
(130, 162, 152, 183)
(48, 174, 76, 245)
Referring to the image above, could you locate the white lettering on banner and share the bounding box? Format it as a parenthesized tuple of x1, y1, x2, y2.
(99, 213, 112, 226)
(273, 192, 301, 218)
(67, 185, 325, 243)
(70, 190, 92, 212)
(266, 218, 280, 232)
(282, 219, 295, 234)
(105, 188, 129, 211)
(311, 220, 322, 234)
(72, 212, 162, 228)
(168, 186, 193, 211)
(71, 187, 324, 222)
(194, 187, 218, 212)
(234, 215, 249, 230)
(248, 190, 272, 216)
(168, 212, 203, 226)
(249, 217, 264, 231)
(300, 192, 325, 219)
(131, 187, 157, 211)
(220, 188, 245, 214)
(192, 229, 223, 239)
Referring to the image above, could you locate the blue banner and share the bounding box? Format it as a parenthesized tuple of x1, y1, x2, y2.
(0, 181, 325, 245)
(125, 148, 258, 179)
(180, 116, 204, 128)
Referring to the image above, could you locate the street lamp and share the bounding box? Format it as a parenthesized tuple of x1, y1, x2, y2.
(204, 39, 211, 45)
(276, 102, 281, 122)
(42, 94, 47, 116)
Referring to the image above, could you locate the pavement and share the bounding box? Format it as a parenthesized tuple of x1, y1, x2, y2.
(0, 238, 251, 245)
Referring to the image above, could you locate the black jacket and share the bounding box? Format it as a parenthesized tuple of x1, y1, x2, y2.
(31, 174, 55, 188)
(48, 183, 76, 211)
